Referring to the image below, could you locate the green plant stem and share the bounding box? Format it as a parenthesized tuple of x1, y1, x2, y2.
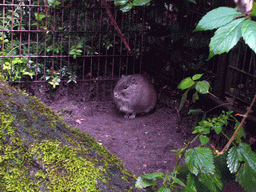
(208, 92, 218, 99)
(221, 131, 237, 147)
(205, 100, 232, 115)
(176, 133, 200, 166)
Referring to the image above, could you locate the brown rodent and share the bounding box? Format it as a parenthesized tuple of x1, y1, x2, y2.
(113, 74, 157, 119)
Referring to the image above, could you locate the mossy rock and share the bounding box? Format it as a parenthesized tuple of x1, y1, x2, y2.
(0, 80, 139, 191)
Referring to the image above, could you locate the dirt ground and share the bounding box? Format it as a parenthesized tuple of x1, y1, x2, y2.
(19, 81, 245, 192)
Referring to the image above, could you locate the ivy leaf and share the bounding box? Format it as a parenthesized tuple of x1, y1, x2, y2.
(208, 17, 245, 60)
(185, 147, 215, 175)
(195, 80, 210, 94)
(242, 19, 256, 53)
(194, 7, 241, 32)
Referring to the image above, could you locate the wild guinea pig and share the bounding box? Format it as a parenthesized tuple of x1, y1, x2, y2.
(113, 74, 157, 119)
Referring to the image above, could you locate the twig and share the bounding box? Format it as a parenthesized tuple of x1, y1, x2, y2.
(216, 93, 256, 156)
(102, 0, 131, 52)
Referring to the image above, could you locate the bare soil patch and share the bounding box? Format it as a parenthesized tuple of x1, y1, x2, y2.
(17, 82, 245, 191)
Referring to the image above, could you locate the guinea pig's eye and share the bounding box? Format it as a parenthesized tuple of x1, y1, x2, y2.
(123, 85, 128, 89)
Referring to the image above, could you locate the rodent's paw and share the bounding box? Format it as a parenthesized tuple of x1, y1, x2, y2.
(124, 113, 136, 119)
(124, 114, 130, 119)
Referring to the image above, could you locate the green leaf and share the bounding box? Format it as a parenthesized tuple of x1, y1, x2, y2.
(236, 161, 256, 192)
(227, 143, 256, 174)
(228, 143, 256, 192)
(208, 17, 246, 60)
(199, 171, 223, 192)
(192, 73, 203, 81)
(192, 91, 199, 103)
(49, 81, 58, 88)
(182, 173, 197, 192)
(187, 0, 196, 3)
(204, 127, 210, 134)
(194, 7, 241, 32)
(133, 0, 150, 6)
(185, 147, 215, 175)
(250, 1, 256, 16)
(22, 72, 34, 77)
(116, 0, 129, 6)
(179, 89, 189, 111)
(227, 146, 241, 173)
(193, 126, 202, 134)
(178, 77, 195, 90)
(120, 3, 133, 12)
(214, 154, 233, 180)
(242, 18, 256, 53)
(195, 80, 210, 94)
(135, 175, 156, 189)
(188, 109, 204, 115)
(34, 12, 46, 21)
(234, 122, 245, 144)
(141, 172, 164, 180)
(199, 135, 209, 146)
(47, 0, 61, 6)
(171, 176, 186, 187)
(157, 186, 171, 192)
(213, 125, 222, 134)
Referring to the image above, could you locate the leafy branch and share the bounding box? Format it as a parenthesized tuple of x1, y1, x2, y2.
(216, 93, 256, 156)
(177, 73, 210, 111)
(194, 5, 256, 60)
(136, 76, 256, 192)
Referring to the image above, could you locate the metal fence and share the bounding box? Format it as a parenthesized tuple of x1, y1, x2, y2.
(0, 0, 145, 82)
(226, 43, 256, 105)
(1, 0, 255, 107)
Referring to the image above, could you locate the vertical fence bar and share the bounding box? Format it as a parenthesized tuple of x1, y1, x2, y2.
(1, 1, 5, 76)
(35, 0, 40, 81)
(10, 1, 14, 78)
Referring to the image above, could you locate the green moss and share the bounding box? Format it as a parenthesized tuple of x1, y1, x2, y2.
(0, 111, 102, 191)
(0, 112, 40, 191)
(31, 140, 101, 191)
(0, 79, 137, 191)
(28, 96, 58, 130)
